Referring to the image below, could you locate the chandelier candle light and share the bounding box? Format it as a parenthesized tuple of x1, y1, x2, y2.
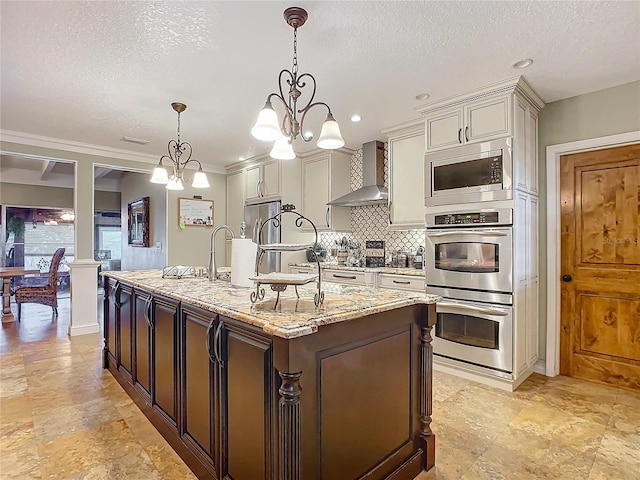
(251, 7, 345, 160)
(150, 102, 210, 190)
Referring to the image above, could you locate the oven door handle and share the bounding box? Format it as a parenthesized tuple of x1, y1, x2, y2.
(438, 302, 508, 317)
(427, 231, 508, 237)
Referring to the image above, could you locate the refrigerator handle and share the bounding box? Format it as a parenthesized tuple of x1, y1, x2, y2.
(252, 218, 259, 244)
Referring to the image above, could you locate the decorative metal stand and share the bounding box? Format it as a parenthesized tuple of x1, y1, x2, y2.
(250, 204, 324, 308)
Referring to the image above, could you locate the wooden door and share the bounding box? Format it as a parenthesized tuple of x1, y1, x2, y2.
(560, 143, 640, 390)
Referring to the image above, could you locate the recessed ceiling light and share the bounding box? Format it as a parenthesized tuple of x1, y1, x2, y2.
(238, 156, 246, 161)
(121, 136, 149, 145)
(415, 93, 430, 101)
(350, 114, 362, 123)
(512, 58, 533, 69)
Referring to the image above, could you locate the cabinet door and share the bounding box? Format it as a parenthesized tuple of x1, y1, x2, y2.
(152, 296, 179, 428)
(245, 164, 261, 202)
(526, 110, 538, 194)
(104, 279, 118, 362)
(227, 169, 245, 238)
(302, 155, 330, 230)
(464, 95, 511, 143)
(181, 306, 217, 471)
(388, 129, 425, 228)
(219, 319, 274, 480)
(425, 108, 463, 151)
(118, 284, 133, 380)
(133, 291, 152, 401)
(261, 159, 280, 199)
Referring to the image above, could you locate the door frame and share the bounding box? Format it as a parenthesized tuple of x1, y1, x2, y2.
(545, 130, 640, 377)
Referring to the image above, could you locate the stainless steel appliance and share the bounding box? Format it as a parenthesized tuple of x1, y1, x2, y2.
(426, 207, 514, 373)
(425, 137, 513, 206)
(425, 208, 513, 294)
(244, 200, 281, 273)
(427, 288, 513, 373)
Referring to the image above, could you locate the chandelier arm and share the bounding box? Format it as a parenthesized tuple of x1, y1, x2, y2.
(298, 101, 333, 142)
(294, 73, 316, 114)
(267, 92, 295, 138)
(160, 154, 178, 177)
(176, 141, 193, 169)
(278, 69, 295, 111)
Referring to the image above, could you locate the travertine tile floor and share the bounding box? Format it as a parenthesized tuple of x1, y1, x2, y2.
(1, 297, 639, 479)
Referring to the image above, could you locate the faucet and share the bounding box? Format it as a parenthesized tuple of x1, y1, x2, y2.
(208, 225, 235, 282)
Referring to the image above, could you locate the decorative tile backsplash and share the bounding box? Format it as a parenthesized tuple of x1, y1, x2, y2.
(318, 145, 425, 261)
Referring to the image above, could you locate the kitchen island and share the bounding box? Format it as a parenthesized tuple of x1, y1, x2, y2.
(102, 270, 440, 480)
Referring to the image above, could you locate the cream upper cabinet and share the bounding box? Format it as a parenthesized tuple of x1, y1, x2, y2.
(513, 96, 539, 195)
(301, 150, 351, 232)
(226, 168, 245, 238)
(245, 159, 281, 203)
(383, 120, 425, 229)
(425, 95, 511, 152)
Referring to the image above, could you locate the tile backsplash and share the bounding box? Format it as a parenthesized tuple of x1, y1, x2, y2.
(318, 145, 425, 260)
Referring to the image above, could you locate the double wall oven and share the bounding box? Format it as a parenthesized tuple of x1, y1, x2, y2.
(426, 208, 514, 374)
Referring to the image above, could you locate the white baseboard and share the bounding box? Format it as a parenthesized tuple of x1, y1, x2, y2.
(533, 358, 546, 375)
(68, 324, 100, 336)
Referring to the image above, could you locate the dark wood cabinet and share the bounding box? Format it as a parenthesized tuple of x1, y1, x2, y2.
(180, 305, 219, 476)
(103, 277, 436, 480)
(133, 290, 153, 402)
(152, 295, 179, 429)
(103, 278, 118, 366)
(118, 284, 133, 380)
(220, 316, 275, 480)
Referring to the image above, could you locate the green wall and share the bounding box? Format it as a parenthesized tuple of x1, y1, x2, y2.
(0, 183, 73, 208)
(537, 80, 640, 359)
(0, 183, 120, 212)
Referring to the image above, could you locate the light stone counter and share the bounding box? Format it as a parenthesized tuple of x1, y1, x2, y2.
(103, 269, 439, 339)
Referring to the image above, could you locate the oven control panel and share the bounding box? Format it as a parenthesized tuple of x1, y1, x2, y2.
(434, 212, 500, 225)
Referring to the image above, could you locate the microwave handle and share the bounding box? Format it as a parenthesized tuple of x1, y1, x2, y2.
(438, 302, 508, 317)
(426, 231, 508, 237)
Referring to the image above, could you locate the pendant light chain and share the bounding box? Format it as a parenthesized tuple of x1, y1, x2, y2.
(292, 27, 298, 77)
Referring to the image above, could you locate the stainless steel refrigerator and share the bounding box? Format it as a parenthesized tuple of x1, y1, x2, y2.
(244, 200, 281, 273)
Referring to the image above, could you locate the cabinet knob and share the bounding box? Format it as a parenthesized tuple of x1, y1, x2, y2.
(562, 274, 572, 282)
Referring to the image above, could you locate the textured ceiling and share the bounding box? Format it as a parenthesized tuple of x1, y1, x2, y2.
(1, 1, 638, 171)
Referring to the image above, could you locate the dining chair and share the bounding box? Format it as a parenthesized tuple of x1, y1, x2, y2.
(13, 248, 66, 320)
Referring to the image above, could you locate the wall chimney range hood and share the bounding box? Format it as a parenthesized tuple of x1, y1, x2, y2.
(328, 141, 388, 207)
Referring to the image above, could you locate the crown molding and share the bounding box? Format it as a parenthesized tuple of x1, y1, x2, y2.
(0, 129, 227, 175)
(414, 76, 545, 116)
(0, 129, 160, 163)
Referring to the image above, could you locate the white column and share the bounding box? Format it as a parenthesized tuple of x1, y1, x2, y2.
(68, 260, 101, 336)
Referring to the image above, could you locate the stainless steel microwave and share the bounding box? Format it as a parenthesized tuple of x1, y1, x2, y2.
(425, 138, 513, 206)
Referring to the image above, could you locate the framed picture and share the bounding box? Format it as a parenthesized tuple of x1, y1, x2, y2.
(178, 198, 213, 226)
(128, 197, 150, 247)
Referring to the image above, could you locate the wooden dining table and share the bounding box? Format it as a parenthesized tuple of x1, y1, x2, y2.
(0, 267, 40, 322)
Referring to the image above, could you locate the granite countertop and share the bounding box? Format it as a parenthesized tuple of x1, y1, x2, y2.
(289, 262, 426, 277)
(103, 270, 439, 339)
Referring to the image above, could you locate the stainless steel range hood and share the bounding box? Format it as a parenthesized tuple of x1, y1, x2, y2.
(327, 140, 388, 207)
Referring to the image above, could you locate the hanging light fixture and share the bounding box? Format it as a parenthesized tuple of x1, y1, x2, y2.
(251, 7, 345, 160)
(150, 102, 210, 190)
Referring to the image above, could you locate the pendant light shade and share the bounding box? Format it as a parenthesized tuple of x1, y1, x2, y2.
(270, 136, 296, 160)
(166, 177, 184, 191)
(251, 101, 282, 142)
(316, 113, 345, 149)
(192, 169, 210, 188)
(150, 165, 169, 184)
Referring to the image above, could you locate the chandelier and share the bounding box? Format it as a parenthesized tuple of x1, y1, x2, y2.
(251, 7, 345, 160)
(150, 102, 210, 190)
